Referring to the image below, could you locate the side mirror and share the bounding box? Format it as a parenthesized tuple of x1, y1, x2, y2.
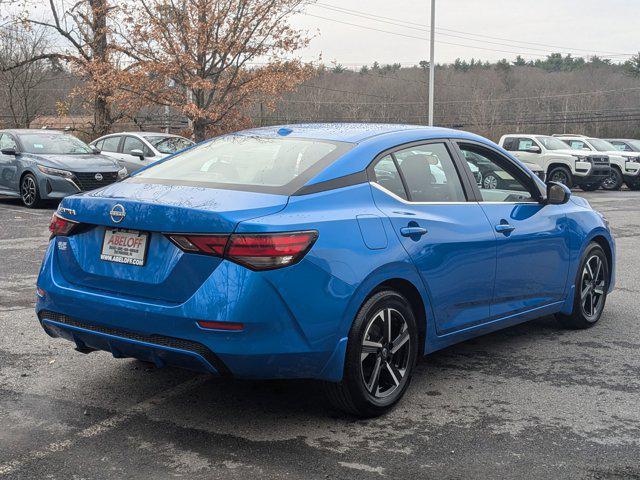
(546, 181, 571, 205)
(91, 146, 101, 154)
(129, 149, 144, 159)
(1, 147, 17, 156)
(525, 146, 541, 154)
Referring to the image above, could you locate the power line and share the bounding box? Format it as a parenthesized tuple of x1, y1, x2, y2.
(313, 2, 635, 58)
(305, 14, 558, 59)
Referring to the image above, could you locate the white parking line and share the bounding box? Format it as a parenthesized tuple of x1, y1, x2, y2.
(0, 376, 209, 477)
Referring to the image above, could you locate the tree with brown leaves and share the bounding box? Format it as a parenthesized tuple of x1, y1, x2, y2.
(120, 0, 312, 141)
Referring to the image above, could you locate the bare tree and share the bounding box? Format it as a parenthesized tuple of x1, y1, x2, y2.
(0, 26, 51, 128)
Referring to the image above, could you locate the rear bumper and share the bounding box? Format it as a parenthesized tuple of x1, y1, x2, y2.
(38, 311, 229, 375)
(35, 239, 347, 381)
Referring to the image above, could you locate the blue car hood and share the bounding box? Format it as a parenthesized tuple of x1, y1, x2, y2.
(59, 181, 289, 233)
(25, 153, 120, 171)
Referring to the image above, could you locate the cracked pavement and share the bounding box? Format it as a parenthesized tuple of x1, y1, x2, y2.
(0, 190, 639, 479)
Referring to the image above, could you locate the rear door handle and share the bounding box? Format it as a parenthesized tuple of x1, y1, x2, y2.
(400, 226, 428, 237)
(495, 223, 516, 234)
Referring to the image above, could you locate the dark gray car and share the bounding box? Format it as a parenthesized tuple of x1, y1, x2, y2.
(0, 129, 126, 207)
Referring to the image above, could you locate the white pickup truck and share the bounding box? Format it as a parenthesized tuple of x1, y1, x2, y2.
(554, 135, 640, 190)
(499, 134, 611, 191)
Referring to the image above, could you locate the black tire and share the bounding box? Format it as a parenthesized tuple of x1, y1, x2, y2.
(20, 173, 43, 208)
(547, 166, 573, 188)
(601, 167, 623, 191)
(323, 290, 418, 417)
(579, 182, 601, 192)
(557, 243, 609, 329)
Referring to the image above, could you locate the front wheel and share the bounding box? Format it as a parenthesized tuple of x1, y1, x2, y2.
(20, 173, 43, 208)
(483, 173, 499, 190)
(557, 243, 609, 329)
(601, 168, 623, 191)
(324, 290, 418, 417)
(548, 166, 573, 188)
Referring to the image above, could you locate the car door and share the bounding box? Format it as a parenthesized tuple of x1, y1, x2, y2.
(121, 136, 153, 172)
(368, 140, 497, 335)
(0, 133, 19, 193)
(455, 141, 570, 319)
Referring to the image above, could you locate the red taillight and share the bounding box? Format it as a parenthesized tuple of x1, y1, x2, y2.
(226, 232, 318, 270)
(49, 213, 78, 238)
(167, 234, 228, 256)
(166, 231, 317, 270)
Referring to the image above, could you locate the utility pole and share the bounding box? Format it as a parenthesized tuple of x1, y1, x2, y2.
(428, 0, 436, 126)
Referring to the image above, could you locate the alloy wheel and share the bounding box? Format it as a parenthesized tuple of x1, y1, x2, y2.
(360, 308, 411, 399)
(21, 176, 37, 206)
(580, 254, 606, 320)
(550, 170, 569, 185)
(483, 174, 498, 190)
(602, 170, 620, 190)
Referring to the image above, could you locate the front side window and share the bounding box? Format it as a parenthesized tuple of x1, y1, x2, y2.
(122, 136, 147, 156)
(393, 143, 466, 202)
(565, 139, 590, 150)
(133, 135, 347, 193)
(611, 141, 631, 152)
(372, 155, 407, 199)
(18, 133, 92, 154)
(516, 138, 535, 151)
(143, 135, 194, 154)
(459, 144, 537, 203)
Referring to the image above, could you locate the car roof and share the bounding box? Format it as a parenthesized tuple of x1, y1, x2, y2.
(0, 128, 65, 135)
(236, 123, 466, 143)
(94, 132, 186, 140)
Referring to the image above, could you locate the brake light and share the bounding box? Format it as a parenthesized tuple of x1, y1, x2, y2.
(49, 213, 78, 238)
(166, 231, 318, 270)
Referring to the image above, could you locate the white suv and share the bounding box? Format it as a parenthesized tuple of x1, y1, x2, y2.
(499, 134, 611, 191)
(554, 135, 640, 190)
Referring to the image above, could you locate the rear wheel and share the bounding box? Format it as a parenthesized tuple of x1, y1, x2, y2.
(20, 173, 43, 208)
(601, 167, 623, 191)
(548, 166, 573, 188)
(557, 243, 609, 329)
(324, 290, 418, 417)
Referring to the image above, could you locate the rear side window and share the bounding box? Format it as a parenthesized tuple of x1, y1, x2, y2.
(502, 137, 517, 151)
(611, 141, 631, 152)
(133, 135, 350, 194)
(372, 155, 407, 199)
(101, 136, 121, 152)
(394, 143, 466, 202)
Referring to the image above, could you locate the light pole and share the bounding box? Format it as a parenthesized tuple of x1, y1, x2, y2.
(428, 0, 435, 126)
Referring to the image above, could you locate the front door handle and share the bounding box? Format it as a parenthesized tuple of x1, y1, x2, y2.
(495, 222, 516, 234)
(400, 226, 428, 237)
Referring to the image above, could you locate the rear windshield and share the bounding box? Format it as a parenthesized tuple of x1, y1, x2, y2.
(19, 133, 93, 154)
(131, 135, 351, 194)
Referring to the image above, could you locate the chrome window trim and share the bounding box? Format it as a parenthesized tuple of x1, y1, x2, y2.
(371, 182, 540, 206)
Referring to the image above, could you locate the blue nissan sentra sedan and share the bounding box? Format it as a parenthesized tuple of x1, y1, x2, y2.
(36, 124, 615, 417)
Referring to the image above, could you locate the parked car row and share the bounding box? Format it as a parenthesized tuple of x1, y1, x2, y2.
(0, 129, 194, 207)
(498, 133, 640, 192)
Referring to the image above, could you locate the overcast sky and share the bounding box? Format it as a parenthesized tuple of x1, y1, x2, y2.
(291, 0, 639, 66)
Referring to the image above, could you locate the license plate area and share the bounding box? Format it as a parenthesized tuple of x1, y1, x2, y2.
(100, 228, 149, 266)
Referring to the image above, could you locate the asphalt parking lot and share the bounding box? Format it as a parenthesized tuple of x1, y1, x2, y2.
(0, 191, 639, 480)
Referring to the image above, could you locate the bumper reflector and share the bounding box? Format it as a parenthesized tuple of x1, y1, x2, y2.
(197, 320, 244, 331)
